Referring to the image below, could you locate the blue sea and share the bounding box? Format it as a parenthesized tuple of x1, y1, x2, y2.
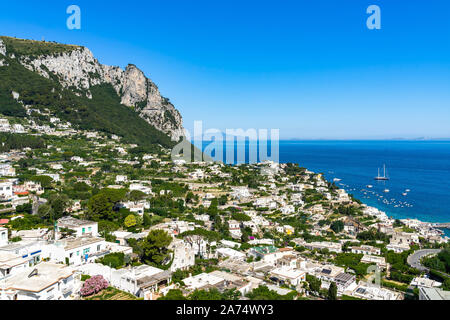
(278, 140, 450, 227)
(200, 140, 450, 234)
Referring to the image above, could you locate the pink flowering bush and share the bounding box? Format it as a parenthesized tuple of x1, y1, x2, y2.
(80, 275, 109, 297)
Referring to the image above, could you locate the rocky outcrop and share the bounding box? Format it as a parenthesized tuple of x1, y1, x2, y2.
(0, 39, 6, 56)
(14, 43, 184, 141)
(0, 40, 8, 67)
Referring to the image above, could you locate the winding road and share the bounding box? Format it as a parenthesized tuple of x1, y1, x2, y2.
(407, 249, 442, 272)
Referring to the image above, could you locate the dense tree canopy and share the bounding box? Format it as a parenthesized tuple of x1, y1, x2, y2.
(141, 230, 173, 267)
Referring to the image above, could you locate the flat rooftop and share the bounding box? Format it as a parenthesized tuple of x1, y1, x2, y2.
(62, 237, 104, 250)
(0, 241, 43, 252)
(420, 286, 450, 300)
(0, 251, 28, 269)
(0, 263, 74, 293)
(57, 217, 96, 228)
(271, 267, 305, 279)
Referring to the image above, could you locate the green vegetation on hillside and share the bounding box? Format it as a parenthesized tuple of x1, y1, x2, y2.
(0, 89, 26, 117)
(0, 133, 46, 152)
(0, 54, 174, 149)
(0, 36, 80, 58)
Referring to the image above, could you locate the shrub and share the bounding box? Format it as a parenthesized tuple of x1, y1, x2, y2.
(80, 275, 109, 297)
(81, 274, 91, 282)
(97, 252, 126, 269)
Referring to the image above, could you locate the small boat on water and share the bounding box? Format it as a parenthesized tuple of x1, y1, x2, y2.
(384, 189, 390, 193)
(367, 185, 373, 189)
(333, 178, 342, 182)
(374, 164, 390, 181)
(405, 189, 411, 192)
(402, 192, 408, 196)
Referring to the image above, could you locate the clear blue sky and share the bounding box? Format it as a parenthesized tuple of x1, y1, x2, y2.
(1, 0, 450, 139)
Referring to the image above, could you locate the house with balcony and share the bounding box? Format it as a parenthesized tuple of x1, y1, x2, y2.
(50, 237, 107, 266)
(350, 245, 381, 256)
(57, 217, 99, 238)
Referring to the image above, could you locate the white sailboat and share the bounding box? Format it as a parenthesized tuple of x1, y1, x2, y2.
(374, 164, 390, 181)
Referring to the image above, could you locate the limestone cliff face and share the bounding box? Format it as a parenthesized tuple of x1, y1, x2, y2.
(12, 44, 184, 141)
(0, 39, 6, 66)
(0, 39, 6, 56)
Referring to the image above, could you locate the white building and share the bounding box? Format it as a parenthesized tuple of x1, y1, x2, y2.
(387, 233, 411, 253)
(173, 159, 187, 166)
(50, 237, 107, 266)
(270, 267, 306, 287)
(228, 220, 242, 239)
(410, 277, 442, 289)
(24, 181, 44, 195)
(0, 263, 78, 300)
(231, 187, 251, 200)
(0, 119, 10, 132)
(12, 124, 25, 134)
(0, 164, 15, 177)
(129, 183, 152, 195)
(0, 251, 28, 281)
(122, 201, 150, 216)
(216, 247, 246, 260)
(248, 239, 275, 246)
(419, 286, 450, 300)
(209, 270, 252, 296)
(57, 217, 99, 238)
(80, 264, 172, 300)
(0, 228, 7, 247)
(281, 205, 295, 215)
(169, 239, 195, 272)
(295, 239, 342, 253)
(220, 240, 241, 249)
(0, 181, 13, 201)
(352, 282, 402, 300)
(351, 245, 381, 256)
(254, 197, 277, 210)
(115, 175, 128, 184)
(183, 272, 224, 292)
(336, 189, 350, 202)
(189, 169, 205, 180)
(0, 241, 45, 267)
(361, 255, 387, 269)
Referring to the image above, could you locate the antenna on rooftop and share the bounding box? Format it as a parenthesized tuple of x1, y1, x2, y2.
(28, 268, 38, 278)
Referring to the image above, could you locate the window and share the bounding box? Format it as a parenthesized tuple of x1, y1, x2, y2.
(88, 227, 92, 232)
(82, 228, 86, 234)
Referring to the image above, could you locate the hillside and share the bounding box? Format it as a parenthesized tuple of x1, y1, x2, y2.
(0, 36, 184, 149)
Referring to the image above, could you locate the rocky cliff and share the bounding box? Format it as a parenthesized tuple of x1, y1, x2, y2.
(0, 37, 184, 142)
